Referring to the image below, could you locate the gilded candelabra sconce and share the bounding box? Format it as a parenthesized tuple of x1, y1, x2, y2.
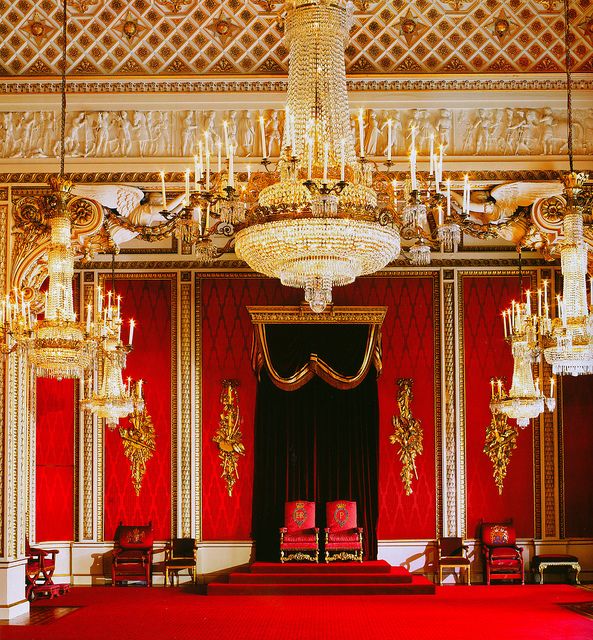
(390, 378, 423, 496)
(483, 405, 518, 495)
(212, 380, 245, 497)
(119, 385, 156, 496)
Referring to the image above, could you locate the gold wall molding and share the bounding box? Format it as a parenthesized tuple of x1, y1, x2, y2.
(0, 203, 6, 556)
(212, 380, 245, 498)
(390, 379, 423, 496)
(194, 275, 203, 541)
(179, 278, 193, 537)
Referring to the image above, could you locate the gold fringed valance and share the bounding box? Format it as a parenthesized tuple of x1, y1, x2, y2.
(248, 305, 386, 391)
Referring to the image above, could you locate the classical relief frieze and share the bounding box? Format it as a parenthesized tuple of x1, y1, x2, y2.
(0, 106, 590, 160)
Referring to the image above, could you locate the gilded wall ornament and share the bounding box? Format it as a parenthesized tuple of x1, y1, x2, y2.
(483, 407, 518, 495)
(390, 378, 423, 496)
(212, 380, 245, 497)
(119, 400, 157, 496)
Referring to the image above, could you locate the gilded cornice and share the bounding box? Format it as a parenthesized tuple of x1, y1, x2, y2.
(247, 305, 388, 325)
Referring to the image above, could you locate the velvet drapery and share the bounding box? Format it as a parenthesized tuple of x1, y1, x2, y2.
(251, 323, 379, 561)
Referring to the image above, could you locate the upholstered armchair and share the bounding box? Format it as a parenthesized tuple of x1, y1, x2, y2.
(111, 521, 153, 586)
(280, 501, 319, 562)
(164, 538, 198, 585)
(437, 537, 471, 585)
(325, 500, 363, 563)
(25, 539, 65, 601)
(481, 522, 524, 585)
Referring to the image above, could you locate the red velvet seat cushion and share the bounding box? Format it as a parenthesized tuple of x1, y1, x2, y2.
(281, 541, 318, 549)
(326, 529, 360, 543)
(283, 532, 317, 543)
(489, 547, 520, 559)
(533, 554, 578, 562)
(326, 541, 362, 549)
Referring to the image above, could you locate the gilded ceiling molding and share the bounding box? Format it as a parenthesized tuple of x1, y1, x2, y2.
(247, 305, 387, 325)
(1, 77, 593, 95)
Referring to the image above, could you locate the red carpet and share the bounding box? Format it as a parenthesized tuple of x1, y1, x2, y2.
(1, 585, 592, 639)
(208, 561, 435, 595)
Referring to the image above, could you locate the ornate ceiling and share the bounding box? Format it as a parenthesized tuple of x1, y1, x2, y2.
(0, 0, 592, 77)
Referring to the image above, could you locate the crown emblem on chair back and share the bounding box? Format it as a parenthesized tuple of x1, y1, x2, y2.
(286, 501, 315, 533)
(115, 522, 153, 549)
(328, 501, 356, 531)
(482, 524, 515, 546)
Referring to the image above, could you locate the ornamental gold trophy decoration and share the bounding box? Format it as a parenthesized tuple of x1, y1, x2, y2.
(390, 378, 423, 496)
(213, 379, 245, 497)
(483, 397, 519, 495)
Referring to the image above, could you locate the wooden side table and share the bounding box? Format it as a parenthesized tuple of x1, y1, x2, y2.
(532, 554, 581, 585)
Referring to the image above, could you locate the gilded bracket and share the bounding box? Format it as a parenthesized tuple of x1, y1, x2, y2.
(119, 400, 157, 496)
(390, 378, 423, 496)
(212, 379, 245, 497)
(483, 407, 518, 495)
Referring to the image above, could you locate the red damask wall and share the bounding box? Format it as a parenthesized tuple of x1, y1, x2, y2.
(562, 376, 593, 537)
(462, 275, 534, 538)
(36, 378, 75, 542)
(104, 277, 173, 541)
(200, 275, 437, 541)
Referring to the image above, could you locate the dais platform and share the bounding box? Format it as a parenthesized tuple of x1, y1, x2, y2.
(207, 560, 435, 595)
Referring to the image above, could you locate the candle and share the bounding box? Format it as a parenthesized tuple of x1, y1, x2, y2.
(97, 286, 102, 314)
(490, 379, 495, 399)
(497, 379, 502, 396)
(205, 202, 210, 232)
(446, 179, 451, 218)
(535, 377, 540, 395)
(526, 290, 531, 315)
(437, 204, 443, 227)
(223, 120, 229, 157)
(128, 318, 135, 345)
(193, 155, 199, 190)
(137, 379, 143, 399)
(86, 303, 91, 334)
(228, 145, 234, 188)
(117, 295, 121, 319)
(463, 174, 470, 213)
(410, 148, 417, 191)
(160, 171, 166, 208)
(205, 134, 211, 191)
(340, 138, 346, 182)
(358, 108, 365, 157)
(387, 119, 392, 161)
(198, 140, 203, 180)
(217, 140, 222, 174)
(429, 134, 434, 175)
(184, 168, 190, 205)
(543, 279, 548, 310)
(259, 115, 267, 158)
(438, 145, 444, 183)
(550, 376, 555, 397)
(503, 310, 508, 338)
(323, 141, 329, 181)
(538, 288, 542, 317)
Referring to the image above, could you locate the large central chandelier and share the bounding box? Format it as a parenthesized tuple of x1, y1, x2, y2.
(234, 0, 400, 312)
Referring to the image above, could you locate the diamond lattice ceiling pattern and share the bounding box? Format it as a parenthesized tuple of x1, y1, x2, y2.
(0, 0, 592, 76)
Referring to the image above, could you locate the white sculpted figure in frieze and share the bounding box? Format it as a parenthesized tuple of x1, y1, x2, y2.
(407, 109, 423, 151)
(182, 111, 200, 157)
(238, 110, 255, 156)
(539, 107, 556, 155)
(93, 111, 114, 157)
(204, 111, 221, 151)
(435, 108, 452, 152)
(266, 110, 282, 157)
(65, 112, 87, 157)
(41, 111, 56, 157)
(471, 108, 495, 156)
(227, 110, 238, 153)
(133, 111, 150, 157)
(365, 110, 381, 156)
(418, 110, 434, 153)
(117, 111, 133, 157)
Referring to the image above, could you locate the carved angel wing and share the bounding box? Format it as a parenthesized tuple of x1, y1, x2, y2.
(491, 182, 564, 218)
(72, 184, 144, 218)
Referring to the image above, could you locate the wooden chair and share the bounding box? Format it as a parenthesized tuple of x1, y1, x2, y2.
(164, 538, 198, 585)
(437, 537, 471, 585)
(111, 521, 153, 586)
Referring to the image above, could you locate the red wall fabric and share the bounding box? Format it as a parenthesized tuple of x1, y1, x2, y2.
(36, 378, 75, 542)
(462, 275, 534, 538)
(200, 275, 437, 541)
(562, 376, 593, 537)
(104, 277, 173, 541)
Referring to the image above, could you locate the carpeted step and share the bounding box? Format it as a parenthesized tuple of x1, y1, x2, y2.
(207, 575, 435, 596)
(249, 560, 392, 574)
(229, 567, 412, 584)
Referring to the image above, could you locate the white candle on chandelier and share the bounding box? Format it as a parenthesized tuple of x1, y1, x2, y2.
(205, 202, 210, 232)
(197, 205, 203, 236)
(117, 295, 121, 319)
(463, 174, 470, 214)
(535, 376, 540, 395)
(228, 145, 235, 188)
(410, 148, 417, 191)
(438, 145, 444, 183)
(537, 288, 542, 317)
(437, 204, 443, 227)
(193, 155, 199, 191)
(497, 379, 502, 396)
(526, 290, 531, 315)
(97, 286, 102, 314)
(160, 170, 166, 208)
(556, 295, 563, 324)
(490, 378, 495, 399)
(543, 279, 548, 311)
(198, 140, 203, 180)
(358, 108, 365, 157)
(502, 310, 508, 338)
(205, 134, 211, 191)
(446, 179, 451, 218)
(429, 134, 434, 175)
(386, 119, 392, 161)
(259, 115, 267, 158)
(137, 379, 143, 399)
(217, 140, 222, 174)
(223, 120, 229, 157)
(128, 318, 135, 345)
(550, 376, 555, 397)
(323, 141, 329, 181)
(340, 138, 346, 182)
(184, 168, 190, 205)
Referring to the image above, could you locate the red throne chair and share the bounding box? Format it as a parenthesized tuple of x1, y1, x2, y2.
(25, 539, 69, 601)
(325, 500, 363, 563)
(111, 522, 154, 586)
(280, 501, 319, 563)
(481, 522, 524, 585)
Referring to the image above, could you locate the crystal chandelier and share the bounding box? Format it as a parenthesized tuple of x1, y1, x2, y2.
(233, 0, 400, 312)
(490, 294, 555, 427)
(81, 272, 142, 427)
(1, 288, 34, 355)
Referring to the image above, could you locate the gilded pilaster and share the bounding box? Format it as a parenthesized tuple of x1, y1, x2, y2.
(442, 271, 461, 536)
(194, 275, 202, 541)
(0, 201, 7, 557)
(179, 273, 193, 537)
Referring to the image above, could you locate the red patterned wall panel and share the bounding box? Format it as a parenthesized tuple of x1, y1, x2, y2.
(104, 277, 173, 541)
(462, 275, 534, 539)
(36, 378, 75, 542)
(563, 376, 593, 537)
(200, 277, 300, 540)
(200, 275, 437, 541)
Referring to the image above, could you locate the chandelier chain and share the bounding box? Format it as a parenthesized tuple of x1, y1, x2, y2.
(563, 0, 573, 174)
(59, 0, 67, 178)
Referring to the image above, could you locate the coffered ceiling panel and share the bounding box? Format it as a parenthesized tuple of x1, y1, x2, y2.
(0, 0, 592, 76)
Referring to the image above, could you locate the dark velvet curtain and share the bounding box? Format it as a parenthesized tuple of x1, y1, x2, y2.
(251, 324, 379, 561)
